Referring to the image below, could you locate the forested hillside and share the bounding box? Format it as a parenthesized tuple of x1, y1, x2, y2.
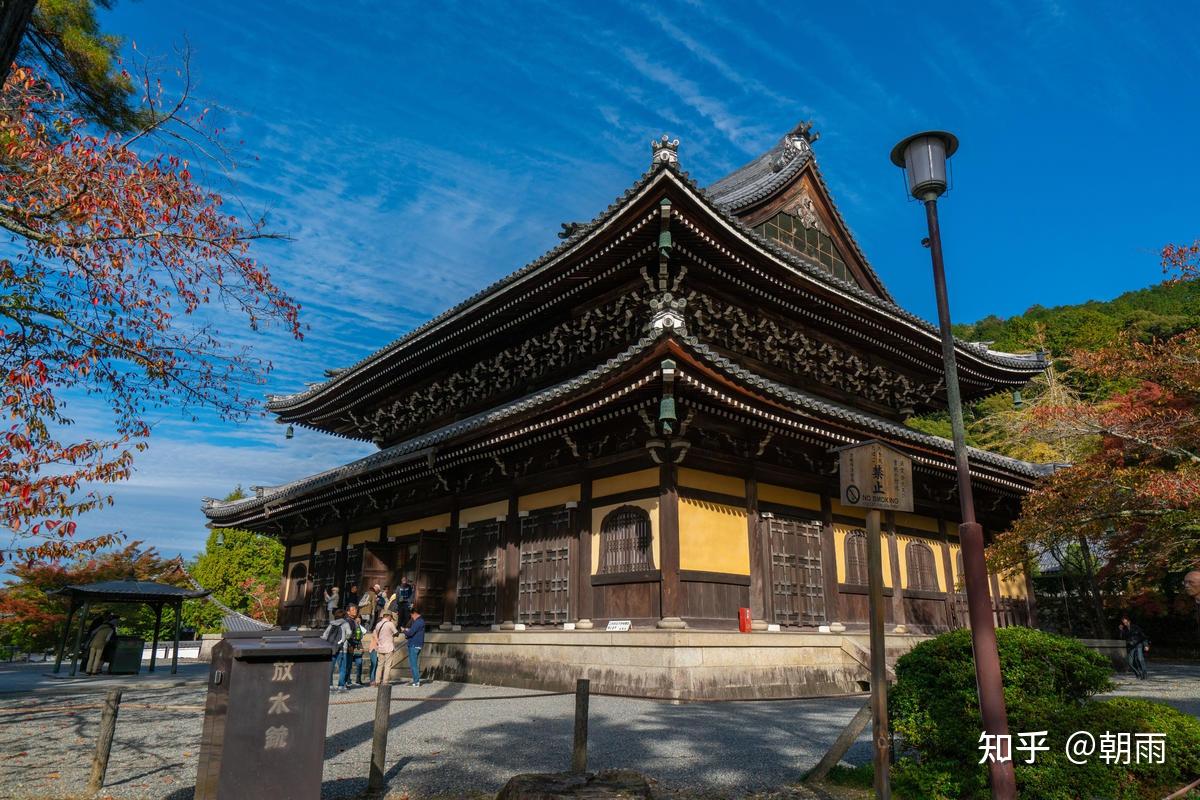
(954, 279, 1200, 359)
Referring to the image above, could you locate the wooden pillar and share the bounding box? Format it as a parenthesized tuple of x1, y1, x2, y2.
(499, 492, 520, 629)
(937, 519, 957, 629)
(1023, 559, 1039, 628)
(440, 498, 461, 630)
(820, 494, 840, 626)
(379, 523, 388, 544)
(149, 604, 163, 673)
(334, 527, 351, 597)
(886, 512, 906, 630)
(746, 475, 768, 630)
(657, 460, 685, 628)
(70, 600, 90, 677)
(306, 531, 318, 627)
(575, 474, 594, 628)
(53, 597, 78, 674)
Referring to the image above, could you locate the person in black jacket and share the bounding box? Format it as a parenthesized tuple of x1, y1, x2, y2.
(1118, 615, 1149, 679)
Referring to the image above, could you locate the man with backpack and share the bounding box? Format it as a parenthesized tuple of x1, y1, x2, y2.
(343, 605, 368, 687)
(322, 608, 352, 692)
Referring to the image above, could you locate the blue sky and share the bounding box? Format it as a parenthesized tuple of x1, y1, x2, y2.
(48, 0, 1200, 560)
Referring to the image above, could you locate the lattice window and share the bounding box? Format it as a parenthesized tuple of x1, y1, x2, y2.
(598, 506, 653, 574)
(755, 211, 849, 282)
(844, 530, 868, 585)
(906, 542, 939, 591)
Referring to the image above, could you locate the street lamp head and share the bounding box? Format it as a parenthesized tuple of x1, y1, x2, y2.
(890, 131, 959, 201)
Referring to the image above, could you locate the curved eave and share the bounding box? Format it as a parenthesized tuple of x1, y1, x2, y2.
(267, 156, 1043, 434)
(208, 332, 1052, 531)
(266, 163, 675, 420)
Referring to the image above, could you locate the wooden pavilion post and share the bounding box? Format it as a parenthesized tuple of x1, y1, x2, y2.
(53, 595, 78, 674)
(70, 600, 90, 677)
(574, 473, 594, 629)
(148, 603, 163, 672)
(170, 601, 182, 674)
(657, 460, 685, 629)
(745, 475, 768, 630)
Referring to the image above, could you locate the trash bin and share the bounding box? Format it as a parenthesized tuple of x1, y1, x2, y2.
(107, 636, 143, 674)
(195, 630, 333, 800)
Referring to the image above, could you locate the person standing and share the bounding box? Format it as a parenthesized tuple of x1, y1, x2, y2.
(373, 611, 398, 686)
(344, 605, 367, 687)
(1118, 615, 1149, 680)
(324, 585, 340, 625)
(358, 585, 376, 627)
(397, 576, 415, 620)
(346, 583, 361, 610)
(322, 609, 352, 692)
(374, 584, 388, 622)
(402, 608, 425, 687)
(85, 614, 117, 675)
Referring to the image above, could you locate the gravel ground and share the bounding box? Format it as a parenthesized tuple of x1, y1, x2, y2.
(0, 662, 1195, 800)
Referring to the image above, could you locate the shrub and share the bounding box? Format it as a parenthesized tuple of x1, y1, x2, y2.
(888, 627, 1200, 799)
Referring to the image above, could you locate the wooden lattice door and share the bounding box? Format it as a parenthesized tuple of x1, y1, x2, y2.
(518, 508, 572, 625)
(415, 530, 448, 625)
(307, 551, 337, 624)
(766, 514, 826, 626)
(455, 520, 499, 627)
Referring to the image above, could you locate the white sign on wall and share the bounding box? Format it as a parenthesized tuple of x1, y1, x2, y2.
(605, 620, 632, 632)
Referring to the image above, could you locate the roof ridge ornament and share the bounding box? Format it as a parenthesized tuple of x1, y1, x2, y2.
(652, 134, 680, 166)
(790, 119, 820, 145)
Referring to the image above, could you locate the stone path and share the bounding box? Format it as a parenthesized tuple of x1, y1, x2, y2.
(0, 661, 1194, 799)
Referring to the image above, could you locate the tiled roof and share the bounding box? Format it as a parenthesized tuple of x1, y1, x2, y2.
(706, 134, 813, 211)
(52, 579, 211, 601)
(206, 332, 1052, 526)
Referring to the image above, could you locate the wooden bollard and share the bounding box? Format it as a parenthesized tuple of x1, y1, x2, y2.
(571, 678, 589, 773)
(88, 688, 122, 793)
(368, 682, 392, 793)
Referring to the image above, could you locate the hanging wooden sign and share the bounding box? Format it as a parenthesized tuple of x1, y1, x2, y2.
(835, 440, 914, 513)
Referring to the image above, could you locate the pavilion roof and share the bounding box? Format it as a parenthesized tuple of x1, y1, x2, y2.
(265, 139, 1045, 434)
(207, 329, 1054, 531)
(51, 578, 210, 604)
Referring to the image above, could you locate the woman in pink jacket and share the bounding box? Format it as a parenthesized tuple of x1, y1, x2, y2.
(372, 611, 398, 685)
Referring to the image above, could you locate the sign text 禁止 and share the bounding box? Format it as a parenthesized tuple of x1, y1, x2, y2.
(837, 441, 913, 513)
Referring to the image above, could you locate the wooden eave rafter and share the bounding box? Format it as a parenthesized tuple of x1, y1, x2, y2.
(211, 332, 1046, 533)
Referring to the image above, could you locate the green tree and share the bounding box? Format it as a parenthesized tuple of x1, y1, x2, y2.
(21, 0, 149, 131)
(185, 489, 284, 633)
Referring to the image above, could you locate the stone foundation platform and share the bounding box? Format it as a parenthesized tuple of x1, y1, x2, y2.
(419, 629, 925, 701)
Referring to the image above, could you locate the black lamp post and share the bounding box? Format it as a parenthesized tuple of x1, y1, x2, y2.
(891, 131, 1017, 800)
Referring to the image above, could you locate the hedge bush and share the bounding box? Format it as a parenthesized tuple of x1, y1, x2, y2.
(889, 627, 1200, 799)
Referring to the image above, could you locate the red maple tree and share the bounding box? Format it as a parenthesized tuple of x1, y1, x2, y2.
(0, 61, 301, 563)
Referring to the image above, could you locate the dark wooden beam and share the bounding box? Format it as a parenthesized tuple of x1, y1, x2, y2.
(575, 473, 594, 627)
(499, 492, 520, 628)
(820, 493, 840, 626)
(440, 497, 461, 630)
(657, 460, 684, 628)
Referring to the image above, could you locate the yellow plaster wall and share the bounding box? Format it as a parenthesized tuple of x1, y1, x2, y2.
(317, 536, 341, 553)
(831, 499, 868, 520)
(757, 484, 822, 511)
(896, 534, 946, 592)
(895, 512, 940, 534)
(678, 499, 750, 575)
(591, 498, 659, 574)
(947, 542, 962, 590)
(1000, 569, 1029, 599)
(519, 485, 580, 512)
(592, 468, 658, 499)
(388, 513, 452, 539)
(287, 545, 306, 560)
(677, 468, 745, 498)
(459, 501, 509, 526)
(348, 529, 378, 546)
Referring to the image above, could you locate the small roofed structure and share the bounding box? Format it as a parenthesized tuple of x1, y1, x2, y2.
(51, 578, 210, 677)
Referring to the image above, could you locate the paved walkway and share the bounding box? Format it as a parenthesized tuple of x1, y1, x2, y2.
(0, 661, 1195, 799)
